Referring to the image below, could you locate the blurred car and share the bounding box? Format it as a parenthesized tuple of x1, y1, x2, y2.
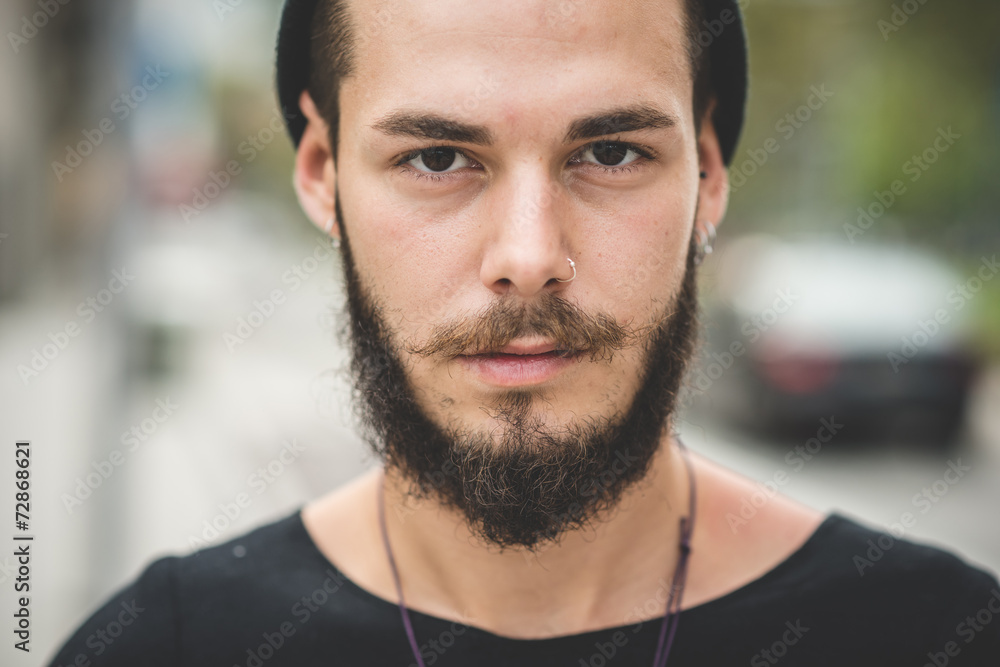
(696, 235, 980, 446)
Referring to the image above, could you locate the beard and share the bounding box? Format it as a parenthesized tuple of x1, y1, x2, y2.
(334, 193, 701, 552)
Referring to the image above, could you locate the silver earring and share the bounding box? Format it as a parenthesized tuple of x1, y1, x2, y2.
(324, 217, 341, 249)
(694, 221, 716, 266)
(555, 257, 576, 283)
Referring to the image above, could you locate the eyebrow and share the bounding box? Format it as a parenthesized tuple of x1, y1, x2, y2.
(369, 104, 677, 146)
(565, 105, 677, 143)
(371, 112, 494, 146)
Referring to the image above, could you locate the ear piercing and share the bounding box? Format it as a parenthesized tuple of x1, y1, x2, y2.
(694, 221, 716, 265)
(324, 216, 341, 249)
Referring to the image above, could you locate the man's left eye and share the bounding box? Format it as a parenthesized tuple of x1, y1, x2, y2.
(579, 141, 643, 168)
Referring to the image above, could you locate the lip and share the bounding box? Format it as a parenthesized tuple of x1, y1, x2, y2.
(493, 341, 556, 356)
(457, 340, 579, 387)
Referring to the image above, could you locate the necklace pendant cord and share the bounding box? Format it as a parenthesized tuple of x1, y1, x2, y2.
(378, 435, 697, 667)
(651, 437, 697, 666)
(377, 469, 427, 667)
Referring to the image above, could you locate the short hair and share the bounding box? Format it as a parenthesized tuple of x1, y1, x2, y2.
(307, 0, 712, 162)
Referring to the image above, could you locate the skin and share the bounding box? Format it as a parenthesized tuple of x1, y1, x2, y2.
(295, 0, 824, 639)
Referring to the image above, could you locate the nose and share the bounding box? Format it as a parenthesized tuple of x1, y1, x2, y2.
(479, 167, 575, 297)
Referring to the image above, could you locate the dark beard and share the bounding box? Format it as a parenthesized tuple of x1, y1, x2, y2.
(334, 193, 701, 552)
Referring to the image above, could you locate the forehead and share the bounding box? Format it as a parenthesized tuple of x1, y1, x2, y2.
(339, 0, 693, 136)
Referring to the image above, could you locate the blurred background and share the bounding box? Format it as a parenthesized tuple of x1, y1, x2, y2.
(0, 0, 997, 664)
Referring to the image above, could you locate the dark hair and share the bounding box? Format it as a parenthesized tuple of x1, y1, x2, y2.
(308, 0, 712, 162)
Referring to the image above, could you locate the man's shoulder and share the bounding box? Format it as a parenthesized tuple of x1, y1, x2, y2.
(46, 509, 359, 666)
(178, 508, 309, 573)
(801, 512, 996, 589)
(77, 508, 313, 604)
(689, 510, 1000, 663)
(87, 506, 343, 622)
(764, 511, 1000, 638)
(164, 506, 350, 601)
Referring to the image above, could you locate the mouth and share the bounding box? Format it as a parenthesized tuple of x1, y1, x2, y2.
(457, 340, 582, 386)
(465, 339, 580, 359)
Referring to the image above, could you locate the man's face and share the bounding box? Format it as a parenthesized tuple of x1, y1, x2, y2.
(322, 0, 712, 550)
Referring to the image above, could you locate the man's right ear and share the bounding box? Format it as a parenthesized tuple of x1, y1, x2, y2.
(293, 90, 339, 240)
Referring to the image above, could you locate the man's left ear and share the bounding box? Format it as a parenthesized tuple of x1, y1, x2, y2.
(695, 98, 730, 236)
(293, 90, 340, 241)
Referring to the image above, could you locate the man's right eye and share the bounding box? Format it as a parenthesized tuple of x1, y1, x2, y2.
(399, 147, 476, 174)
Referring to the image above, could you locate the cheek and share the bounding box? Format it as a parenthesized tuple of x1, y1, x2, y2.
(340, 175, 478, 336)
(587, 195, 693, 317)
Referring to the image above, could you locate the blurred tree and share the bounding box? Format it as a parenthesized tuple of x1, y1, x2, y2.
(729, 0, 999, 251)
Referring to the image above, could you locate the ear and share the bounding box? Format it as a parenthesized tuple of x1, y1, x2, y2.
(695, 97, 730, 238)
(293, 90, 340, 240)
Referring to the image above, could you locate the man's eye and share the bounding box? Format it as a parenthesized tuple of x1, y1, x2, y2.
(402, 147, 474, 173)
(578, 141, 645, 168)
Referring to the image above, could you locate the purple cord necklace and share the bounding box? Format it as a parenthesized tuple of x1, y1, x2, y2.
(377, 438, 697, 667)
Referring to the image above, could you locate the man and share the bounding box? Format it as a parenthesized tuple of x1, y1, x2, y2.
(49, 0, 1000, 665)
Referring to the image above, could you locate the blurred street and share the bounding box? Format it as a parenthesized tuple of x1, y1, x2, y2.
(2, 0, 998, 665)
(683, 391, 1000, 577)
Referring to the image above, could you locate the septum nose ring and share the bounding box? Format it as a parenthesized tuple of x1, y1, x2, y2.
(555, 258, 576, 283)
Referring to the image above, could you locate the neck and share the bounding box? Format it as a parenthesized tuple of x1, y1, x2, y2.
(379, 433, 692, 639)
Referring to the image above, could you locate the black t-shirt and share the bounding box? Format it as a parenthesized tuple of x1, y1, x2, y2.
(47, 509, 1000, 667)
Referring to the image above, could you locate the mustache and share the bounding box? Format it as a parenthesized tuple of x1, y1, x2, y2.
(404, 292, 665, 362)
